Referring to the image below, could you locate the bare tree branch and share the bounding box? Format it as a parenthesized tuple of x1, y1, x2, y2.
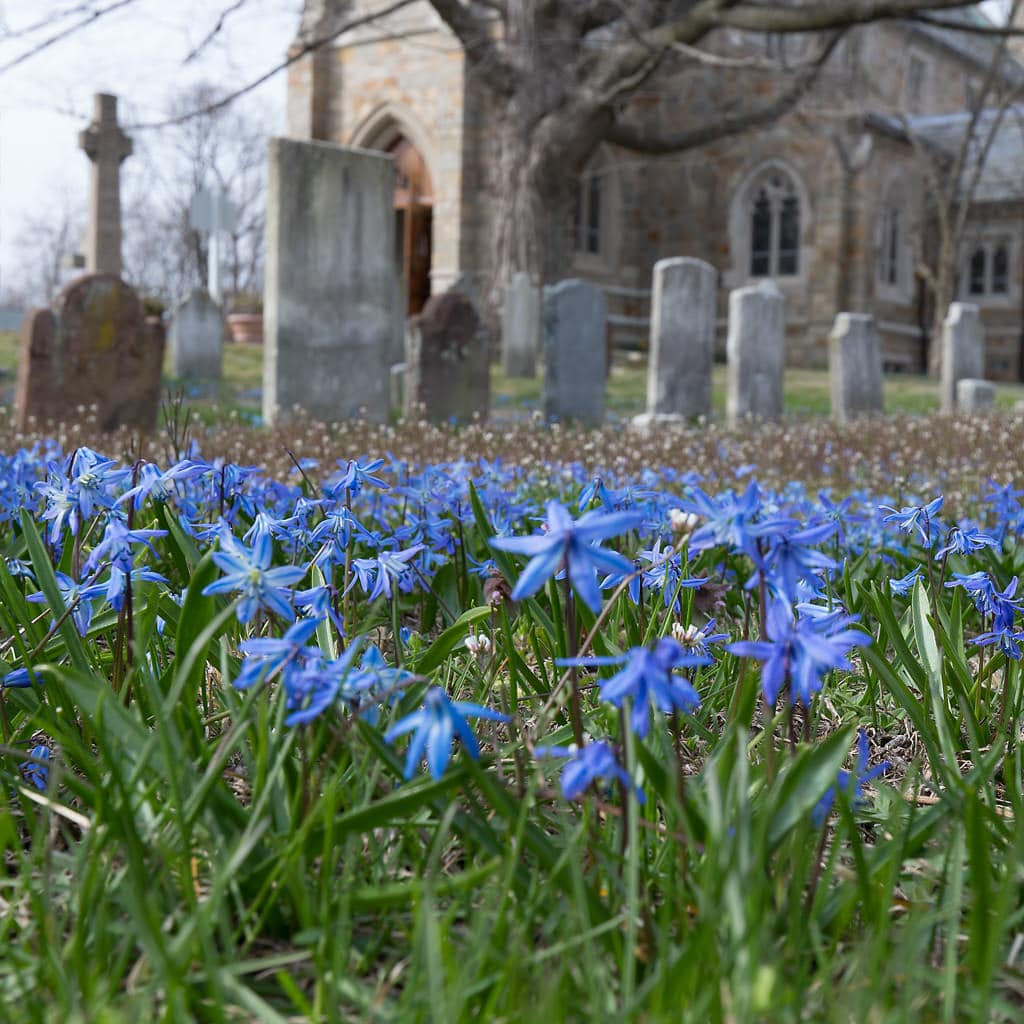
(183, 0, 254, 65)
(126, 0, 417, 131)
(606, 31, 843, 154)
(0, 0, 142, 75)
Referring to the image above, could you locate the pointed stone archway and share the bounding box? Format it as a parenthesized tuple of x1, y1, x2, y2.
(387, 137, 434, 316)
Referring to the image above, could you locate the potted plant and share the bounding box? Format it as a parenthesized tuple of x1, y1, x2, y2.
(226, 293, 263, 344)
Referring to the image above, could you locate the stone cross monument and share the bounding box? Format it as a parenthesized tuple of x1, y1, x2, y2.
(190, 186, 239, 304)
(78, 93, 132, 277)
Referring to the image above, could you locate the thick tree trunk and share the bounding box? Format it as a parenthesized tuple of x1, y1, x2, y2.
(488, 0, 608, 304)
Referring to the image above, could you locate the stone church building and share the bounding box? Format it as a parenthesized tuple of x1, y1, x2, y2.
(286, 2, 1024, 381)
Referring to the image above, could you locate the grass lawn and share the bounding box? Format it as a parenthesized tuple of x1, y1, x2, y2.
(3, 329, 1024, 422)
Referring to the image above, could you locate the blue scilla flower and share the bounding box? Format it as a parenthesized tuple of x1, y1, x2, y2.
(384, 687, 510, 780)
(26, 571, 108, 636)
(83, 517, 166, 577)
(36, 467, 82, 542)
(973, 625, 1024, 660)
(888, 568, 923, 596)
(19, 746, 51, 793)
(685, 481, 762, 557)
(594, 638, 702, 739)
(120, 459, 207, 510)
(536, 740, 645, 803)
(577, 476, 615, 513)
(348, 545, 425, 602)
(326, 457, 389, 499)
(68, 448, 131, 519)
(729, 599, 870, 707)
(936, 523, 999, 559)
(202, 524, 308, 623)
(490, 501, 643, 613)
(813, 730, 889, 826)
(2, 668, 33, 688)
(235, 617, 323, 690)
(879, 496, 943, 547)
(752, 520, 839, 604)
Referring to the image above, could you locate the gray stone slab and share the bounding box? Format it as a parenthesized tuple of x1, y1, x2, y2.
(829, 312, 884, 423)
(644, 257, 716, 421)
(502, 272, 540, 379)
(169, 288, 223, 379)
(263, 138, 396, 425)
(404, 290, 490, 423)
(543, 279, 606, 426)
(956, 377, 995, 412)
(940, 302, 985, 413)
(726, 279, 785, 425)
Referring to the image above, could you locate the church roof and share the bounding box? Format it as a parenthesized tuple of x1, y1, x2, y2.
(907, 105, 1024, 203)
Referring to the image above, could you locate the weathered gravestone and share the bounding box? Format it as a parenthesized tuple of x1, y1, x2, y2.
(726, 279, 785, 425)
(956, 378, 995, 412)
(543, 279, 606, 426)
(78, 93, 132, 278)
(941, 303, 986, 413)
(169, 288, 223, 379)
(263, 138, 395, 425)
(634, 257, 716, 430)
(16, 274, 164, 431)
(502, 272, 540, 379)
(404, 291, 490, 422)
(829, 312, 884, 424)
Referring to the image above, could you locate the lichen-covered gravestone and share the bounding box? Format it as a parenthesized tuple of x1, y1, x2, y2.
(635, 257, 716, 429)
(501, 272, 540, 379)
(404, 291, 490, 423)
(726, 279, 785, 425)
(941, 303, 985, 413)
(169, 288, 223, 379)
(543, 279, 606, 426)
(829, 313, 884, 423)
(15, 273, 164, 431)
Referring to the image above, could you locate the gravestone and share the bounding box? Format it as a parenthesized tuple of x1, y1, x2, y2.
(829, 312, 884, 423)
(502, 272, 540, 379)
(78, 93, 132, 277)
(956, 378, 995, 412)
(634, 257, 716, 429)
(263, 138, 395, 425)
(543, 279, 606, 426)
(404, 291, 490, 422)
(941, 303, 985, 413)
(15, 274, 164, 431)
(726, 279, 785, 425)
(169, 288, 223, 379)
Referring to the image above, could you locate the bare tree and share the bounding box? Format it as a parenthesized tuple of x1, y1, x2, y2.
(121, 82, 267, 308)
(893, 0, 1024, 374)
(10, 189, 85, 306)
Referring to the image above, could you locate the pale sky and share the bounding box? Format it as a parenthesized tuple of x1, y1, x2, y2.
(0, 0, 302, 296)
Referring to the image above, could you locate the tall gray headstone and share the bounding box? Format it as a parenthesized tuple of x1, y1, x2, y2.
(543, 279, 606, 426)
(263, 138, 396, 425)
(956, 378, 995, 412)
(636, 257, 716, 427)
(404, 290, 490, 423)
(726, 279, 785, 425)
(169, 288, 223, 379)
(502, 272, 540, 379)
(829, 312, 884, 423)
(941, 303, 985, 413)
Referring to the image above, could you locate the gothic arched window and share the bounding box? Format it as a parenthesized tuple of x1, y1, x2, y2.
(993, 242, 1009, 294)
(969, 247, 987, 296)
(746, 168, 801, 278)
(878, 204, 902, 287)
